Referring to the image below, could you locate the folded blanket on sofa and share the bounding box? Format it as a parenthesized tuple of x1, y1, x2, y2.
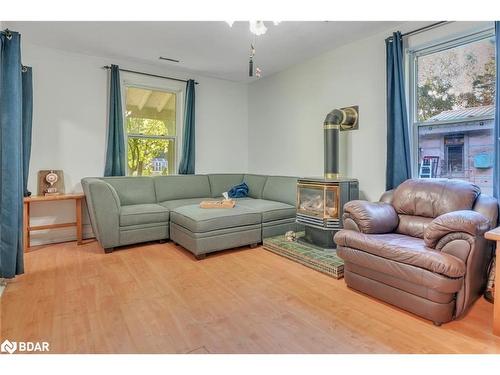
(228, 182, 249, 198)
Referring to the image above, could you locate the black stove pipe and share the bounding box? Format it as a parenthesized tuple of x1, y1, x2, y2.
(323, 107, 358, 179)
(323, 109, 343, 179)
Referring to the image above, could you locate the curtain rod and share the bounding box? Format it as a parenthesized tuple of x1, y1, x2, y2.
(102, 65, 199, 85)
(387, 21, 449, 40)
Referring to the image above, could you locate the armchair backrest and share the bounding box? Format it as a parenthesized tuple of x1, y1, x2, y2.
(386, 179, 482, 238)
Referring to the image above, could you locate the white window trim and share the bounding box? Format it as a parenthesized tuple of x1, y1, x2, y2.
(120, 72, 185, 175)
(407, 27, 495, 178)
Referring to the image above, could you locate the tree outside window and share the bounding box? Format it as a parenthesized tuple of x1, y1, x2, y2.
(125, 87, 177, 176)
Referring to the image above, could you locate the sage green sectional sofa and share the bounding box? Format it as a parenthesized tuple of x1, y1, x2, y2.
(81, 174, 298, 259)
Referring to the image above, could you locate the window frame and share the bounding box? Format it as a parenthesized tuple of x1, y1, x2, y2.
(407, 28, 495, 178)
(120, 73, 185, 176)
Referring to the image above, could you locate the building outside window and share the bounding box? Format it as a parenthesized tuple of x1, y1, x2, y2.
(124, 85, 179, 176)
(444, 134, 465, 174)
(410, 29, 496, 195)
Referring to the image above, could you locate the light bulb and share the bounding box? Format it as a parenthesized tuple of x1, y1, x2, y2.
(249, 21, 267, 36)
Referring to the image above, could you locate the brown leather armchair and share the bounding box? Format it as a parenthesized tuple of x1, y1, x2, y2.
(334, 179, 498, 325)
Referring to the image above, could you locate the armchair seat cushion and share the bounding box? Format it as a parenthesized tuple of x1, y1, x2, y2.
(335, 230, 466, 278)
(120, 204, 169, 227)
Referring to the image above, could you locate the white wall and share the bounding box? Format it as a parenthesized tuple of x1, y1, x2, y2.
(22, 43, 248, 245)
(247, 28, 393, 200)
(247, 21, 493, 201)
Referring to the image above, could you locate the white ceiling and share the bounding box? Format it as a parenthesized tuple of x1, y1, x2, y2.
(6, 21, 401, 81)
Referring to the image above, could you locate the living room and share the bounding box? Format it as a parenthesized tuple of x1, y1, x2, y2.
(1, 0, 500, 372)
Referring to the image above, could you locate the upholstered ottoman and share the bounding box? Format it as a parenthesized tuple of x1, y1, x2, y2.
(169, 204, 262, 259)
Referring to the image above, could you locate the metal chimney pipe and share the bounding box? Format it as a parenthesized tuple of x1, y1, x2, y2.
(323, 109, 343, 179)
(323, 107, 358, 180)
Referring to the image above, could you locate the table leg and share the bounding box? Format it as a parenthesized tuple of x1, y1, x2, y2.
(23, 201, 30, 252)
(494, 244, 500, 336)
(76, 198, 83, 245)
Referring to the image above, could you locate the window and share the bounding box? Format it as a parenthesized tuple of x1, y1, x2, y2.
(125, 86, 178, 176)
(445, 135, 464, 174)
(410, 30, 496, 195)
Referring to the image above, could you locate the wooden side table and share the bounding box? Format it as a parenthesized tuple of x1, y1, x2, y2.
(23, 193, 85, 252)
(484, 227, 500, 336)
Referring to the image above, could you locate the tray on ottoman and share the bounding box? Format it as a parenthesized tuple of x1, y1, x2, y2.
(263, 232, 344, 279)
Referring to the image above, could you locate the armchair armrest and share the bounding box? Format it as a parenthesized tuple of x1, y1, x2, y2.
(342, 200, 399, 234)
(424, 210, 490, 249)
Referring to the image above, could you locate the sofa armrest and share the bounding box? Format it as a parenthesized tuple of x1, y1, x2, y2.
(81, 178, 121, 249)
(424, 210, 490, 249)
(342, 200, 399, 234)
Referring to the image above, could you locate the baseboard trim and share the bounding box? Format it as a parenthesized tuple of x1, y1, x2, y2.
(28, 225, 95, 247)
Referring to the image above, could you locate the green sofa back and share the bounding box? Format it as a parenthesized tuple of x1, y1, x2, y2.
(154, 175, 211, 202)
(86, 174, 298, 206)
(243, 174, 268, 199)
(262, 176, 298, 206)
(101, 176, 157, 205)
(208, 174, 244, 198)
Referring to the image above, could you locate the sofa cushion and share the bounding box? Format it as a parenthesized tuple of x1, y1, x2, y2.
(159, 197, 215, 210)
(243, 174, 268, 199)
(208, 174, 244, 198)
(237, 199, 296, 222)
(102, 177, 157, 205)
(154, 175, 211, 202)
(334, 230, 466, 278)
(262, 176, 298, 206)
(392, 179, 480, 218)
(170, 204, 261, 233)
(120, 204, 169, 227)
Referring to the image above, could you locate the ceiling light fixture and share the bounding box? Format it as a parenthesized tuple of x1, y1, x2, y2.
(225, 21, 281, 78)
(225, 21, 280, 36)
(249, 21, 267, 36)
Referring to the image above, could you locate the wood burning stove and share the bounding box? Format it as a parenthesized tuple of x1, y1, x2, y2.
(296, 106, 359, 249)
(296, 177, 358, 248)
(297, 182, 339, 223)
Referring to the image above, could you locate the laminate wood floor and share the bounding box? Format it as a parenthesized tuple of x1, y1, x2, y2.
(1, 240, 500, 353)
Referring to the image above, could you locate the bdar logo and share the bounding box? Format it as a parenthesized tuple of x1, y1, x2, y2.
(1, 339, 17, 354)
(0, 339, 49, 354)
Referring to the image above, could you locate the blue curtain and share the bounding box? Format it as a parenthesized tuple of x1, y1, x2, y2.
(178, 79, 196, 174)
(385, 32, 411, 190)
(0, 30, 24, 278)
(22, 66, 33, 197)
(104, 64, 125, 176)
(494, 22, 500, 198)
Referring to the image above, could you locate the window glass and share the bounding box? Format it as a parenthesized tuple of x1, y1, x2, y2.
(125, 86, 177, 176)
(417, 36, 495, 122)
(414, 33, 496, 195)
